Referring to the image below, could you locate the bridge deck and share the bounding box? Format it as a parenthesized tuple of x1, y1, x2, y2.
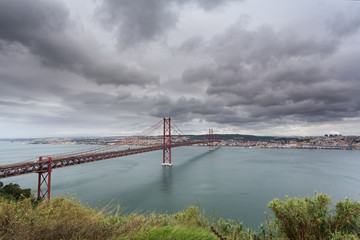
(0, 140, 207, 179)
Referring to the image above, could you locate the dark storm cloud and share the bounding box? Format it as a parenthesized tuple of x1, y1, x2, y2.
(327, 10, 360, 37)
(97, 0, 177, 47)
(179, 36, 204, 52)
(208, 24, 337, 66)
(180, 18, 360, 126)
(147, 95, 233, 123)
(0, 47, 159, 134)
(97, 0, 242, 47)
(189, 0, 237, 10)
(0, 66, 138, 129)
(0, 0, 158, 87)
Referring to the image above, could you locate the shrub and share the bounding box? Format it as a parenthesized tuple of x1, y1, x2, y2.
(172, 205, 208, 228)
(268, 193, 360, 240)
(0, 196, 221, 240)
(332, 198, 360, 235)
(331, 231, 359, 240)
(0, 196, 114, 240)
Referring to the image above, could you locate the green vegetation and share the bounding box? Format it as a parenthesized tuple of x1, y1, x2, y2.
(0, 182, 359, 239)
(268, 193, 360, 239)
(0, 181, 31, 201)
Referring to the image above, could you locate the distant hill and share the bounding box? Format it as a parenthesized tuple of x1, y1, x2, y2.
(185, 134, 280, 142)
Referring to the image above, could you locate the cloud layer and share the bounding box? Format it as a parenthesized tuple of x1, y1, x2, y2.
(0, 0, 360, 137)
(178, 21, 360, 126)
(96, 0, 243, 47)
(0, 0, 158, 87)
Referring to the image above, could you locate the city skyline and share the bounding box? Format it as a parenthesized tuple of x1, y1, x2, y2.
(0, 0, 360, 138)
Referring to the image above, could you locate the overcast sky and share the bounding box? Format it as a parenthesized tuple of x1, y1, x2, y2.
(0, 0, 360, 138)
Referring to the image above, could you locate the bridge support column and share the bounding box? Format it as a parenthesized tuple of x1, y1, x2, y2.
(209, 129, 214, 150)
(37, 157, 52, 200)
(162, 118, 172, 166)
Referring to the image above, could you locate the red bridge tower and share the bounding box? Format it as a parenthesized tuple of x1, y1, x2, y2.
(162, 118, 172, 166)
(209, 129, 214, 150)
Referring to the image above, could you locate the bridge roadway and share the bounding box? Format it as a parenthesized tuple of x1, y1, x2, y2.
(0, 140, 207, 179)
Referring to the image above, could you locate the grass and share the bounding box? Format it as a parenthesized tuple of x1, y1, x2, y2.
(134, 226, 218, 240)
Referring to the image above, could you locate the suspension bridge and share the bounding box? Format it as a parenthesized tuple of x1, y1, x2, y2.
(0, 118, 215, 200)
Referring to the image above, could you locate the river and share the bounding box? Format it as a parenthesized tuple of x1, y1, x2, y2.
(1, 141, 360, 228)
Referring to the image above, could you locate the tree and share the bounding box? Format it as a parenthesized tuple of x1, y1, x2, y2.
(2, 183, 31, 200)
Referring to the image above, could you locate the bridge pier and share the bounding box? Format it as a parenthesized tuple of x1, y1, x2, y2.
(37, 156, 52, 200)
(162, 118, 172, 166)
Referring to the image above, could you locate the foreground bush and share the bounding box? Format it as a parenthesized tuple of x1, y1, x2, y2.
(0, 189, 360, 239)
(0, 196, 220, 240)
(268, 193, 360, 240)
